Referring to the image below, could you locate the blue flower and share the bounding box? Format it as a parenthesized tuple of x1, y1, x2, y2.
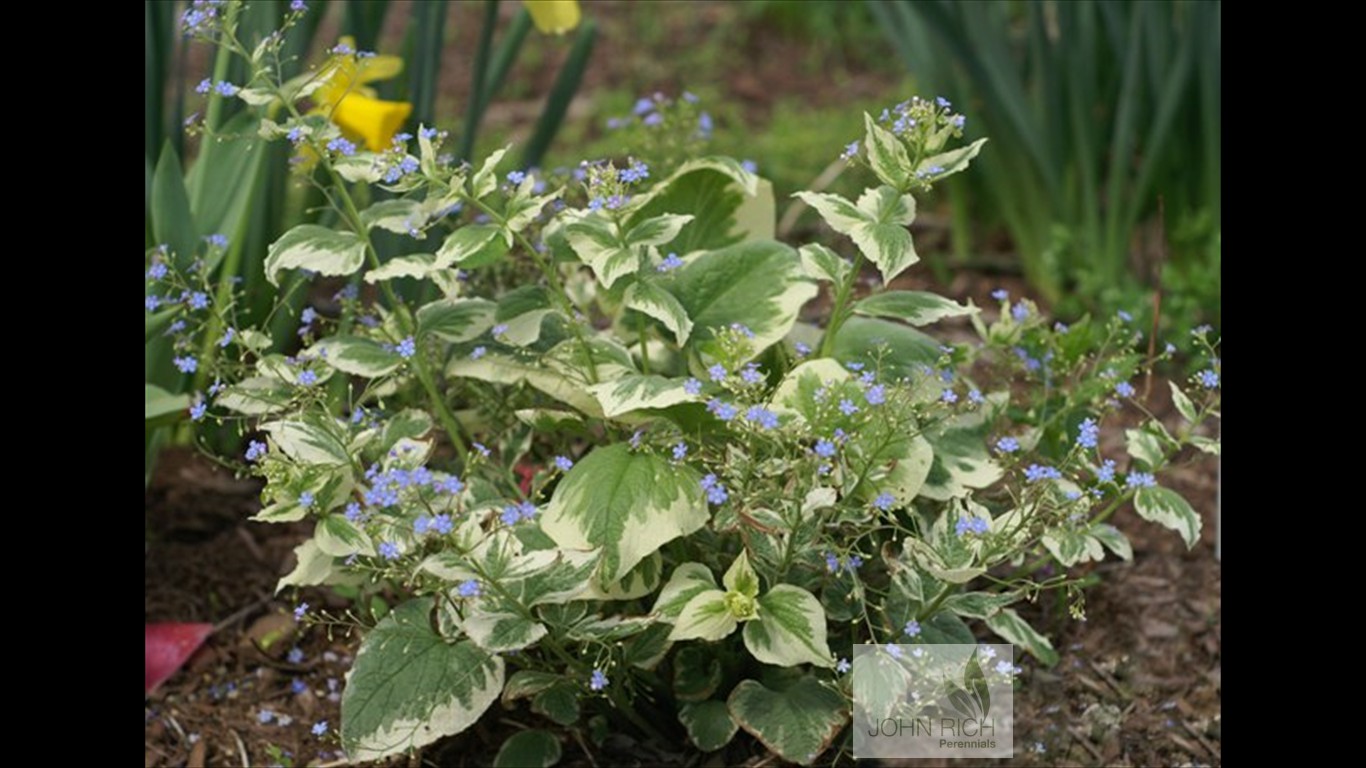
(1125, 472, 1156, 489)
(825, 552, 840, 573)
(1011, 303, 1030, 321)
(554, 455, 574, 471)
(344, 502, 363, 522)
(840, 140, 859, 160)
(1198, 370, 1219, 389)
(501, 505, 521, 525)
(470, 346, 487, 360)
(218, 327, 235, 348)
(657, 252, 684, 272)
(291, 678, 308, 694)
(433, 513, 454, 534)
(245, 441, 267, 462)
(873, 492, 895, 511)
(936, 96, 951, 108)
(683, 377, 702, 395)
(706, 399, 738, 421)
(290, 0, 307, 11)
(458, 579, 482, 597)
(298, 370, 318, 386)
(633, 97, 654, 116)
(440, 476, 464, 494)
(396, 336, 416, 359)
(865, 385, 886, 405)
(836, 658, 851, 674)
(378, 541, 400, 560)
(506, 170, 526, 186)
(147, 262, 168, 280)
(886, 644, 903, 659)
(838, 399, 859, 416)
(941, 388, 958, 404)
(298, 491, 314, 509)
(740, 364, 764, 384)
(704, 477, 729, 504)
(814, 439, 836, 458)
(672, 442, 688, 460)
(708, 364, 727, 382)
(1117, 310, 1133, 322)
(1077, 418, 1099, 449)
(619, 161, 649, 183)
(518, 501, 537, 521)
(1024, 464, 1062, 482)
(991, 289, 1008, 301)
(731, 323, 755, 338)
(414, 515, 433, 535)
(205, 233, 229, 249)
(258, 709, 275, 724)
(744, 406, 779, 429)
(968, 389, 984, 404)
(173, 355, 198, 374)
(794, 342, 811, 357)
(491, 323, 509, 338)
(214, 81, 239, 97)
(196, 78, 212, 94)
(190, 402, 207, 421)
(326, 137, 356, 156)
(287, 646, 305, 664)
(420, 126, 439, 140)
(904, 619, 921, 637)
(294, 602, 309, 620)
(1114, 381, 1136, 398)
(995, 437, 1020, 454)
(955, 516, 990, 536)
(590, 669, 609, 691)
(311, 720, 328, 736)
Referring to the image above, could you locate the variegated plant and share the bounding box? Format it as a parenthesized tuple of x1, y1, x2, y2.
(172, 14, 1222, 765)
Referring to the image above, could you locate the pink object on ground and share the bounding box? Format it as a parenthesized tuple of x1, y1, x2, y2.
(145, 622, 213, 693)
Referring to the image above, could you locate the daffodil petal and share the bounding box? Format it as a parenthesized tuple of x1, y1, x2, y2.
(523, 0, 581, 35)
(333, 94, 413, 152)
(354, 54, 404, 86)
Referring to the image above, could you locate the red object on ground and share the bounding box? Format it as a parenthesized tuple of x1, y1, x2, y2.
(514, 463, 538, 495)
(145, 622, 213, 693)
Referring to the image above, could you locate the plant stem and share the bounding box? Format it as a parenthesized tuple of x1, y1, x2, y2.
(636, 312, 650, 374)
(819, 251, 865, 358)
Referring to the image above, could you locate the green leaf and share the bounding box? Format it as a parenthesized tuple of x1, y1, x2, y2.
(920, 409, 1003, 500)
(502, 671, 562, 704)
(1170, 381, 1198, 423)
(667, 239, 816, 356)
(985, 608, 1059, 666)
(744, 585, 834, 668)
(1042, 529, 1104, 567)
(360, 199, 425, 234)
(622, 623, 674, 670)
(574, 550, 663, 601)
(797, 243, 851, 284)
(1190, 435, 1220, 455)
(673, 646, 723, 703)
(669, 589, 735, 642)
(416, 298, 497, 342)
(723, 550, 761, 599)
(625, 213, 695, 247)
(316, 514, 374, 557)
(1089, 523, 1133, 561)
(903, 537, 984, 584)
(276, 540, 334, 593)
(494, 285, 557, 346)
(150, 144, 195, 265)
(628, 157, 762, 252)
(795, 186, 919, 283)
(262, 419, 350, 466)
(341, 599, 505, 760)
(586, 374, 700, 419)
(918, 611, 976, 645)
(264, 225, 366, 287)
(851, 651, 911, 722)
(214, 376, 292, 415)
(542, 443, 707, 583)
(145, 384, 189, 425)
(853, 291, 976, 326)
(563, 215, 638, 290)
(493, 730, 561, 768)
(830, 317, 940, 379)
(916, 137, 989, 178)
(1135, 486, 1203, 549)
(532, 683, 580, 726)
(941, 591, 1018, 620)
(311, 335, 402, 378)
(1126, 427, 1165, 469)
(679, 700, 738, 752)
(463, 608, 547, 653)
(436, 223, 509, 269)
(624, 280, 694, 345)
(653, 563, 719, 622)
(471, 146, 509, 200)
(727, 678, 848, 766)
(365, 253, 435, 283)
(863, 113, 911, 189)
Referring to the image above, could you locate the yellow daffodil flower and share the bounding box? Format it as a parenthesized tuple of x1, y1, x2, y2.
(312, 37, 413, 152)
(523, 0, 581, 35)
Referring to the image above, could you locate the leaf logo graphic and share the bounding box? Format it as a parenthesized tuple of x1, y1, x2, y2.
(946, 649, 991, 720)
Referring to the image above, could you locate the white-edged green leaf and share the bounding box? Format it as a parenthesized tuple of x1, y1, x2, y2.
(1135, 486, 1203, 549)
(623, 624, 674, 670)
(1089, 523, 1133, 561)
(851, 185, 918, 282)
(903, 537, 985, 584)
(505, 189, 561, 234)
(1190, 435, 1220, 455)
(316, 514, 375, 557)
(653, 563, 719, 622)
(341, 599, 505, 760)
(917, 137, 988, 178)
(625, 213, 695, 247)
(941, 591, 1018, 620)
(920, 408, 1003, 500)
(416, 298, 497, 342)
(628, 157, 762, 253)
(145, 384, 189, 423)
(1169, 382, 1198, 423)
(264, 224, 366, 286)
(502, 671, 563, 703)
(851, 651, 912, 722)
(769, 358, 853, 421)
(334, 154, 384, 183)
(1126, 427, 1165, 469)
(262, 419, 350, 466)
(673, 646, 723, 702)
(495, 285, 557, 346)
(237, 87, 277, 106)
(679, 701, 738, 753)
(793, 190, 867, 232)
(863, 113, 911, 189)
(276, 539, 334, 593)
(436, 224, 509, 269)
(311, 335, 402, 378)
(878, 433, 936, 506)
(531, 683, 580, 726)
(448, 351, 601, 417)
(576, 548, 663, 601)
(515, 549, 600, 606)
(667, 239, 816, 356)
(797, 243, 851, 284)
(542, 444, 707, 582)
(493, 729, 561, 768)
(669, 589, 735, 642)
(727, 678, 848, 766)
(1042, 529, 1104, 567)
(723, 550, 760, 598)
(360, 199, 425, 234)
(463, 609, 547, 653)
(564, 217, 637, 290)
(624, 281, 694, 345)
(471, 146, 509, 199)
(586, 374, 699, 419)
(366, 253, 435, 283)
(854, 291, 976, 326)
(743, 585, 834, 668)
(985, 608, 1058, 666)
